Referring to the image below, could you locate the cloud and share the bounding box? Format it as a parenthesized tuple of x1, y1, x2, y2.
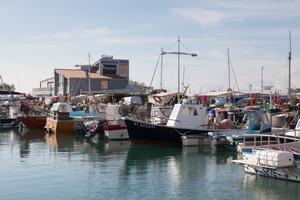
(170, 8, 223, 26)
(170, 1, 300, 26)
(33, 27, 116, 40)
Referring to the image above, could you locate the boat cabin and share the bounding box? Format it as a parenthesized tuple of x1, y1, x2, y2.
(50, 102, 73, 113)
(166, 99, 207, 129)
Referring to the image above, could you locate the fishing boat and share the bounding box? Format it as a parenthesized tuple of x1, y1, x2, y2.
(17, 115, 47, 129)
(75, 103, 129, 140)
(45, 102, 77, 134)
(208, 108, 272, 147)
(0, 91, 25, 128)
(232, 136, 300, 182)
(233, 149, 300, 182)
(125, 98, 211, 144)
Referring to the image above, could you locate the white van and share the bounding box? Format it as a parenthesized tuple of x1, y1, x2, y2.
(121, 96, 142, 105)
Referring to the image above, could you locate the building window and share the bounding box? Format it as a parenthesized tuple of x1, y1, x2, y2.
(103, 64, 117, 75)
(119, 64, 128, 77)
(101, 80, 108, 89)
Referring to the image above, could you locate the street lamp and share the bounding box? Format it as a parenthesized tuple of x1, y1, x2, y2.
(161, 36, 197, 103)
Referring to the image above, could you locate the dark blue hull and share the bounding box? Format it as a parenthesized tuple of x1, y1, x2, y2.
(125, 118, 209, 144)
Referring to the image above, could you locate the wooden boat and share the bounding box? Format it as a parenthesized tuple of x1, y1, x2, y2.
(45, 102, 77, 134)
(17, 115, 47, 129)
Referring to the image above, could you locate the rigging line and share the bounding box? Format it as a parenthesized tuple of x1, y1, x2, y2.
(272, 58, 288, 85)
(165, 40, 179, 52)
(82, 78, 88, 93)
(180, 40, 191, 54)
(273, 60, 288, 89)
(89, 55, 99, 64)
(149, 54, 161, 88)
(73, 79, 82, 96)
(230, 61, 240, 91)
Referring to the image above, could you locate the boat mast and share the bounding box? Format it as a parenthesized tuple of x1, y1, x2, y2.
(227, 48, 231, 91)
(288, 31, 292, 98)
(261, 66, 264, 100)
(182, 66, 185, 91)
(160, 48, 163, 90)
(88, 52, 91, 95)
(177, 36, 180, 103)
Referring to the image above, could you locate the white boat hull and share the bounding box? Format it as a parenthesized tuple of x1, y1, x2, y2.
(104, 127, 128, 140)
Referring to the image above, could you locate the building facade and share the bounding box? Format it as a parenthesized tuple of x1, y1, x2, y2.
(33, 55, 131, 97)
(32, 77, 54, 97)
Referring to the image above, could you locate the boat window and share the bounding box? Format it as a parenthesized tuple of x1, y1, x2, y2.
(159, 108, 172, 117)
(193, 109, 198, 116)
(187, 107, 197, 116)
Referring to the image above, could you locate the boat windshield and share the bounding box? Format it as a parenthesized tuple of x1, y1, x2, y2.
(247, 110, 270, 130)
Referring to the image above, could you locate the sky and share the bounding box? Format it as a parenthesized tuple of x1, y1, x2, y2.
(0, 0, 300, 95)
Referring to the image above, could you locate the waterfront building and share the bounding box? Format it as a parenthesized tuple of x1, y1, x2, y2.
(32, 77, 54, 97)
(32, 55, 143, 97)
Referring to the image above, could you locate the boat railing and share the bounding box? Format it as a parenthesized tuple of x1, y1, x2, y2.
(234, 133, 300, 151)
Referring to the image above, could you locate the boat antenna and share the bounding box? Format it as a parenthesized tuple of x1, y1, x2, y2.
(288, 30, 292, 98)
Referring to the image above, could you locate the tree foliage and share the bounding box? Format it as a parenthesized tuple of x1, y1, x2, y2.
(0, 83, 15, 91)
(129, 80, 153, 94)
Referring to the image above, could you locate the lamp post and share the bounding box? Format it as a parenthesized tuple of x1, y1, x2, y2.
(161, 36, 197, 103)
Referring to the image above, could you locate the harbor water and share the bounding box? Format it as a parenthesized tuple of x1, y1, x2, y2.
(0, 129, 299, 200)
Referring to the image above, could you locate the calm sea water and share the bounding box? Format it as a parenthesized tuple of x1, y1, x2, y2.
(0, 129, 299, 200)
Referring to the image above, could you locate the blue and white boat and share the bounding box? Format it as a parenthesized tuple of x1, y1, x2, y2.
(208, 109, 272, 147)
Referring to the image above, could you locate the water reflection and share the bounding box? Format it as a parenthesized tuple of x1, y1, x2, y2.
(242, 174, 300, 200)
(1, 129, 300, 200)
(91, 141, 131, 155)
(45, 133, 76, 152)
(182, 145, 235, 165)
(122, 144, 182, 175)
(19, 129, 45, 158)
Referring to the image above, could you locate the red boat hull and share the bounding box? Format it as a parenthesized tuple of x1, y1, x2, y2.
(17, 116, 47, 129)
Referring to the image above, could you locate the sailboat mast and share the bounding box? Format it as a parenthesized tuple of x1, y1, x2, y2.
(88, 52, 91, 95)
(288, 31, 292, 98)
(177, 36, 180, 103)
(160, 48, 163, 90)
(182, 66, 185, 91)
(227, 48, 231, 90)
